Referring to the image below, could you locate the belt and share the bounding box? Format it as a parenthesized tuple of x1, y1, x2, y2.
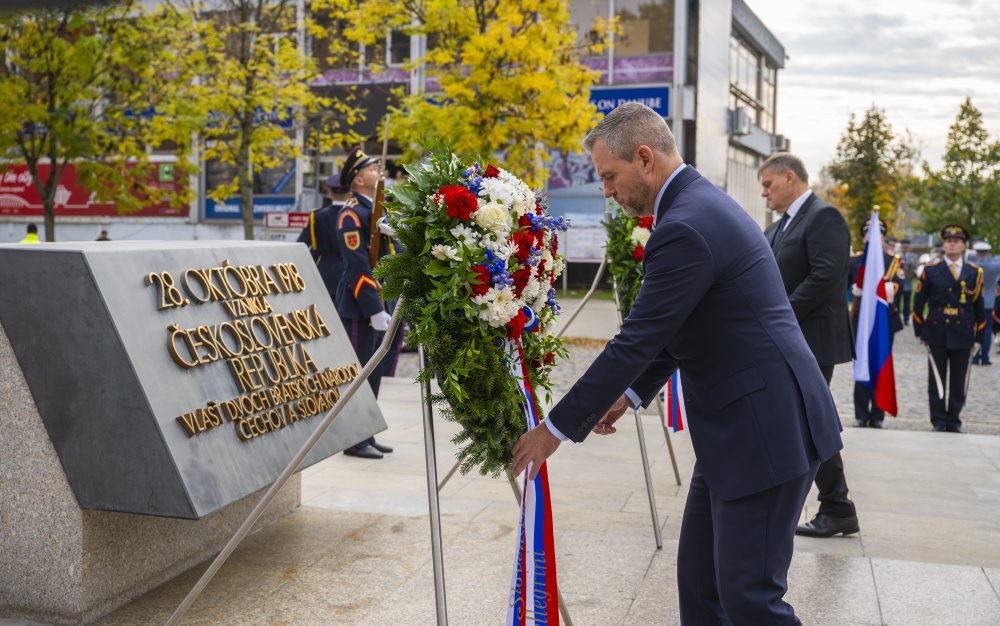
(941, 306, 960, 316)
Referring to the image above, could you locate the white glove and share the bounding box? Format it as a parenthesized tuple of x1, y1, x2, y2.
(884, 281, 896, 302)
(370, 310, 391, 331)
(378, 217, 396, 237)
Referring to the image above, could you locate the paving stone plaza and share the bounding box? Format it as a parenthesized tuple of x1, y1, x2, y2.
(77, 298, 1000, 623)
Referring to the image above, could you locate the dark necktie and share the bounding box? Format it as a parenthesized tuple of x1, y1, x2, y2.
(771, 212, 791, 249)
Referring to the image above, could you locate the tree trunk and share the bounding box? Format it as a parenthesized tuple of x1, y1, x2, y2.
(237, 121, 254, 240)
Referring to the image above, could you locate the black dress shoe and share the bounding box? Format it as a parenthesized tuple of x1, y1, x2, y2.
(854, 419, 868, 428)
(371, 440, 394, 453)
(795, 513, 860, 538)
(933, 425, 948, 432)
(869, 420, 884, 429)
(344, 444, 383, 459)
(945, 425, 965, 433)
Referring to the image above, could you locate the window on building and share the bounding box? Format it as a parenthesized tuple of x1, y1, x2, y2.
(729, 35, 778, 135)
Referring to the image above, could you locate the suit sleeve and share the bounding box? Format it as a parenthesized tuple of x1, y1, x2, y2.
(547, 222, 713, 442)
(629, 350, 680, 408)
(336, 206, 384, 319)
(787, 206, 851, 321)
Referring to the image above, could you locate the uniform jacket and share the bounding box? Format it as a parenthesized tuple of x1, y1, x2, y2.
(334, 192, 391, 320)
(764, 193, 854, 366)
(297, 201, 344, 299)
(849, 251, 905, 334)
(912, 258, 986, 349)
(547, 166, 843, 502)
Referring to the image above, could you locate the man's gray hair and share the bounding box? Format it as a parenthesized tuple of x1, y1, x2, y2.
(583, 102, 678, 160)
(759, 152, 809, 185)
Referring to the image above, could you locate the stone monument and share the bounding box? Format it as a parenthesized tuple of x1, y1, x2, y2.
(0, 241, 386, 622)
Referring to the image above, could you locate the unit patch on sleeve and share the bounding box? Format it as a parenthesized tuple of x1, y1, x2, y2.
(344, 232, 361, 250)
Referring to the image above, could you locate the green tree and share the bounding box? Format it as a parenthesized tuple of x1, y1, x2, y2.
(823, 105, 918, 248)
(182, 0, 361, 240)
(0, 3, 202, 241)
(917, 98, 1000, 244)
(321, 0, 603, 188)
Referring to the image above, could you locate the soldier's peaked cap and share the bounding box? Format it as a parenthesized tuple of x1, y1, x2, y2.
(940, 224, 969, 242)
(340, 146, 380, 189)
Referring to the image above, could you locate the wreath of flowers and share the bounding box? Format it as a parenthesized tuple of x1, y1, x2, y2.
(377, 150, 569, 476)
(604, 202, 652, 319)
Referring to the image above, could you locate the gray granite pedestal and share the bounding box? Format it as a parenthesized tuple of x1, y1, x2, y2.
(0, 320, 301, 624)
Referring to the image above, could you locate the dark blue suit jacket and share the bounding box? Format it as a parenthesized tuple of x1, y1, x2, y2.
(548, 166, 843, 501)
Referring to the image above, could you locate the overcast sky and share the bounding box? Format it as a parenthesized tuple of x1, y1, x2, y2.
(743, 0, 1000, 180)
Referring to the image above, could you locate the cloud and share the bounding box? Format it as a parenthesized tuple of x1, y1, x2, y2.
(745, 0, 1000, 176)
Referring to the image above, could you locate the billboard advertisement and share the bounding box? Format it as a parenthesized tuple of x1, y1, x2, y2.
(0, 160, 187, 218)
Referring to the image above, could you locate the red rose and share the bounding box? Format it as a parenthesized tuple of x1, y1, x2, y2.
(535, 201, 543, 215)
(632, 245, 644, 261)
(518, 214, 533, 228)
(506, 309, 526, 339)
(470, 265, 491, 296)
(436, 185, 477, 220)
(511, 266, 533, 297)
(544, 351, 556, 365)
(513, 231, 535, 262)
(637, 216, 654, 229)
(485, 164, 501, 178)
(551, 235, 558, 256)
(536, 260, 547, 279)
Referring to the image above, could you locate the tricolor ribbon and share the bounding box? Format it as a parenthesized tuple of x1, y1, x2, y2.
(664, 369, 686, 432)
(506, 333, 559, 625)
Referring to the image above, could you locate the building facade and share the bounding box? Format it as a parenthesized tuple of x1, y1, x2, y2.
(0, 0, 787, 245)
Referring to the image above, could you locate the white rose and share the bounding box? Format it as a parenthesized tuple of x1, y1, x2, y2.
(480, 177, 516, 207)
(475, 201, 512, 236)
(431, 244, 461, 262)
(631, 226, 651, 247)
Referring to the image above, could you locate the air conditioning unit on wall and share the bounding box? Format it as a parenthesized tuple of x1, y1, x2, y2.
(731, 107, 752, 136)
(772, 134, 790, 152)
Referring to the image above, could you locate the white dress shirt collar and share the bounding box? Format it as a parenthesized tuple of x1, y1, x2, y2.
(780, 189, 813, 230)
(947, 256, 964, 275)
(652, 163, 687, 228)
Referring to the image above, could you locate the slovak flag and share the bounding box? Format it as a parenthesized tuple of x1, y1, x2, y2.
(663, 370, 686, 432)
(852, 212, 897, 415)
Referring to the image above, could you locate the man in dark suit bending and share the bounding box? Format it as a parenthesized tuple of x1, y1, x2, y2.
(760, 153, 860, 539)
(512, 103, 843, 624)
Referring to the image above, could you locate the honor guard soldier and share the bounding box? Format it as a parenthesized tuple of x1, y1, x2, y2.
(912, 224, 986, 433)
(335, 146, 395, 459)
(849, 217, 904, 428)
(297, 176, 351, 305)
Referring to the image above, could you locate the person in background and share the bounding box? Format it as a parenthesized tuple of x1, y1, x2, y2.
(758, 153, 859, 540)
(971, 241, 1000, 365)
(335, 147, 396, 460)
(912, 224, 985, 433)
(298, 176, 351, 306)
(848, 217, 904, 428)
(19, 224, 39, 244)
(96, 230, 111, 241)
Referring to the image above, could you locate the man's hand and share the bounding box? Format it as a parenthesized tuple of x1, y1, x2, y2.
(511, 424, 561, 480)
(592, 394, 630, 436)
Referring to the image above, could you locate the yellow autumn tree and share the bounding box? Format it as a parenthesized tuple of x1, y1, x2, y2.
(0, 2, 203, 241)
(321, 0, 602, 187)
(178, 0, 362, 239)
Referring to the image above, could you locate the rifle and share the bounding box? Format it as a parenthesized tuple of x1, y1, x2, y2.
(368, 115, 392, 270)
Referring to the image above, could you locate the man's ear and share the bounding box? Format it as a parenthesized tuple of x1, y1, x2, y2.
(636, 145, 655, 172)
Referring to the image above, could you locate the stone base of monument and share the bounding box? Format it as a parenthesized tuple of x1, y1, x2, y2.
(0, 322, 301, 624)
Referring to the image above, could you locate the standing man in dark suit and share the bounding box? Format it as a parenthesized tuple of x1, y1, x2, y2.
(758, 153, 859, 540)
(912, 224, 985, 433)
(335, 146, 395, 459)
(512, 103, 843, 624)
